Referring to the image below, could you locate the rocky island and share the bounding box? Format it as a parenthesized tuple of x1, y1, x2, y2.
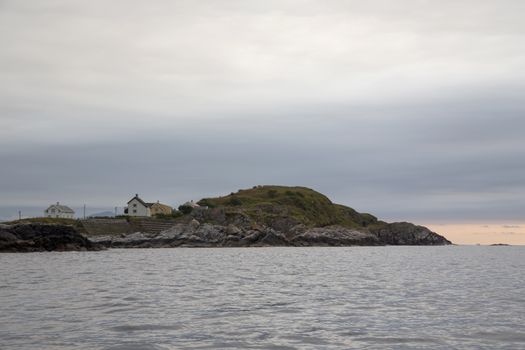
(1, 186, 451, 252)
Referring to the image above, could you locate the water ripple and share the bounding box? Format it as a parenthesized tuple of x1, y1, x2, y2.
(0, 246, 524, 349)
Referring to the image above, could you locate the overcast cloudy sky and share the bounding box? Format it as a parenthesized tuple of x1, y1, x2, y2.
(1, 1, 524, 242)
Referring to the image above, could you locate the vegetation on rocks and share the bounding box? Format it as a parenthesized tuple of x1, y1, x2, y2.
(6, 217, 80, 226)
(178, 204, 194, 215)
(197, 185, 380, 229)
(4, 217, 88, 234)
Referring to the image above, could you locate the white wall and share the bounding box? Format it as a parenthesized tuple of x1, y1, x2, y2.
(127, 198, 151, 217)
(45, 207, 74, 219)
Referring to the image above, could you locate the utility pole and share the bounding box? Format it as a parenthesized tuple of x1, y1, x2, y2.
(83, 204, 86, 219)
(114, 206, 118, 217)
(18, 210, 21, 220)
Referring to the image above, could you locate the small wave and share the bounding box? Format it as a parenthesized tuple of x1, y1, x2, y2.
(355, 336, 442, 344)
(103, 343, 168, 350)
(110, 324, 182, 332)
(470, 331, 525, 343)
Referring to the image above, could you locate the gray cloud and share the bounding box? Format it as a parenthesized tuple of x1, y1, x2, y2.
(1, 0, 524, 223)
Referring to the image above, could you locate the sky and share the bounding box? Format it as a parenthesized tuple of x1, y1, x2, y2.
(1, 0, 524, 244)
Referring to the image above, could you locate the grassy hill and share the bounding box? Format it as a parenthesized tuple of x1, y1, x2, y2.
(197, 185, 381, 229)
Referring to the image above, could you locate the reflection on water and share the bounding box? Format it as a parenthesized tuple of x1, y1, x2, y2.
(1, 246, 524, 349)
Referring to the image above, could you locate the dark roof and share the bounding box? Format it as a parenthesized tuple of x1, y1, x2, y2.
(127, 194, 149, 207)
(128, 195, 170, 208)
(45, 204, 75, 214)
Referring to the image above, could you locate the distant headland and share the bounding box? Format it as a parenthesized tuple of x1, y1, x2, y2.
(0, 185, 451, 252)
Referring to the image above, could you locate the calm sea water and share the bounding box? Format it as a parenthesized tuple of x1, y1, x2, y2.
(1, 246, 524, 350)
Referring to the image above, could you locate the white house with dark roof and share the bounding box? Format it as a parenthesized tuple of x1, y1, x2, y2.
(44, 202, 75, 219)
(125, 194, 173, 217)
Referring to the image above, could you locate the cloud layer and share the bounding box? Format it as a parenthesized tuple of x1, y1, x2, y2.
(1, 0, 524, 226)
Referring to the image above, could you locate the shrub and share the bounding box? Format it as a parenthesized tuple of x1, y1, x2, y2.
(267, 189, 278, 198)
(292, 196, 306, 210)
(197, 199, 216, 208)
(228, 197, 242, 206)
(178, 205, 193, 215)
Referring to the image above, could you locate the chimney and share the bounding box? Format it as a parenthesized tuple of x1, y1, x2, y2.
(136, 193, 138, 197)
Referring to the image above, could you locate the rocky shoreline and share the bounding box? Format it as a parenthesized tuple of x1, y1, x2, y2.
(0, 223, 103, 252)
(90, 219, 450, 248)
(1, 220, 450, 253)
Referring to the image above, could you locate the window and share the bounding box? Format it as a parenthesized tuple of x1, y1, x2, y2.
(133, 209, 137, 213)
(133, 204, 137, 208)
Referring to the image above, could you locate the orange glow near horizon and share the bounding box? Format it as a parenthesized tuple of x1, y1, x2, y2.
(424, 223, 525, 245)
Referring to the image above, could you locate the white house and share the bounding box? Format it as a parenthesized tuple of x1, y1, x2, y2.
(125, 194, 173, 217)
(44, 202, 75, 219)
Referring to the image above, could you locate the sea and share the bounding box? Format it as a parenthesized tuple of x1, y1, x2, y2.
(1, 246, 524, 350)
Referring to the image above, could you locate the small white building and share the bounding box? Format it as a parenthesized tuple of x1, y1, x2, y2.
(125, 194, 173, 217)
(126, 194, 151, 217)
(44, 202, 75, 219)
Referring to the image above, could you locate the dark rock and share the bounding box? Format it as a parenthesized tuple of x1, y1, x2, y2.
(0, 230, 17, 242)
(87, 219, 450, 249)
(0, 224, 103, 252)
(371, 222, 451, 245)
(256, 230, 290, 246)
(268, 216, 302, 233)
(191, 208, 227, 225)
(226, 224, 241, 235)
(189, 219, 200, 230)
(291, 226, 380, 246)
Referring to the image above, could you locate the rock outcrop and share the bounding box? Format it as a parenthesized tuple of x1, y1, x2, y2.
(0, 224, 103, 252)
(1, 220, 450, 252)
(371, 222, 450, 245)
(89, 221, 450, 248)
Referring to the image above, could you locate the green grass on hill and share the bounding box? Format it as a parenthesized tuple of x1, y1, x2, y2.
(4, 217, 88, 233)
(198, 185, 380, 228)
(5, 217, 79, 225)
